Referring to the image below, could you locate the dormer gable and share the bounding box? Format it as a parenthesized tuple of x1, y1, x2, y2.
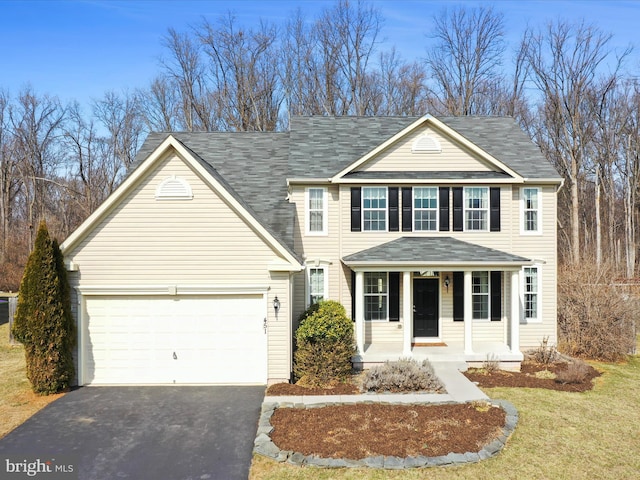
(331, 115, 523, 183)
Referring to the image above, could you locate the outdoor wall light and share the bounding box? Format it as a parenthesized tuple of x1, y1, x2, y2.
(444, 276, 450, 292)
(273, 296, 281, 314)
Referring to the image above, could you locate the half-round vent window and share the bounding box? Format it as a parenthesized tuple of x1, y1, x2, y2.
(155, 176, 193, 200)
(412, 134, 442, 153)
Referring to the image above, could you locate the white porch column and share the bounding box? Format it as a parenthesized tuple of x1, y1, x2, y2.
(355, 270, 365, 355)
(464, 270, 473, 354)
(402, 271, 412, 356)
(510, 270, 521, 353)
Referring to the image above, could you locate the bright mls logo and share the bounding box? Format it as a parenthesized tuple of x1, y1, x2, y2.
(3, 456, 77, 479)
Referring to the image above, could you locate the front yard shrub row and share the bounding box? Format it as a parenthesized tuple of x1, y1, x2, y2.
(294, 300, 355, 386)
(12, 221, 75, 394)
(363, 358, 444, 393)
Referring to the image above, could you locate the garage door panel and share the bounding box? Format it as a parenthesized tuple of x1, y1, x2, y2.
(84, 295, 267, 385)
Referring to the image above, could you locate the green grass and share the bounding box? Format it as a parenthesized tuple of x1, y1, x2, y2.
(0, 323, 63, 438)
(250, 356, 640, 479)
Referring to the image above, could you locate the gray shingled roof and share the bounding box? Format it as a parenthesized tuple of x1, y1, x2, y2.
(132, 115, 560, 259)
(342, 237, 531, 266)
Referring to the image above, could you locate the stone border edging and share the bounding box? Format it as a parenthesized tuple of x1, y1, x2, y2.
(253, 399, 518, 469)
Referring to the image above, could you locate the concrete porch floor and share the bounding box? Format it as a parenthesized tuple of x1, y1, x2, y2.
(353, 341, 524, 369)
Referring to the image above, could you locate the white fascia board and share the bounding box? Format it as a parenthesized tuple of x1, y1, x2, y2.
(334, 177, 522, 185)
(286, 178, 332, 185)
(344, 261, 532, 271)
(330, 115, 524, 183)
(76, 284, 270, 295)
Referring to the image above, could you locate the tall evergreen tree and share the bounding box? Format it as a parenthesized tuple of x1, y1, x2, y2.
(12, 221, 75, 394)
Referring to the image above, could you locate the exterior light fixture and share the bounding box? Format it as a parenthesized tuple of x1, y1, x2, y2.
(444, 276, 450, 292)
(273, 296, 281, 314)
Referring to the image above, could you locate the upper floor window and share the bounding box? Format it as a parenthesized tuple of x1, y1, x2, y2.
(413, 187, 438, 231)
(306, 187, 327, 235)
(307, 266, 327, 306)
(363, 187, 387, 231)
(522, 188, 540, 233)
(364, 272, 388, 320)
(464, 187, 489, 231)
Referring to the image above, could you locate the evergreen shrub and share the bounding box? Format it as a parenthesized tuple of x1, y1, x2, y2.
(12, 221, 75, 394)
(293, 300, 355, 386)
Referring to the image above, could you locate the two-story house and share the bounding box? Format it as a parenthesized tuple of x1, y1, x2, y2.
(61, 115, 562, 386)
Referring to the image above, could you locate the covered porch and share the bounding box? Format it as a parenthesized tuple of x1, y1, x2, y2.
(343, 237, 532, 368)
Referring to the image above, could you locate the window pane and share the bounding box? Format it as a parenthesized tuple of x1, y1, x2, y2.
(363, 188, 387, 231)
(309, 211, 323, 231)
(525, 211, 537, 231)
(472, 272, 489, 319)
(414, 187, 437, 231)
(415, 210, 437, 231)
(309, 268, 324, 305)
(364, 272, 388, 320)
(524, 267, 538, 319)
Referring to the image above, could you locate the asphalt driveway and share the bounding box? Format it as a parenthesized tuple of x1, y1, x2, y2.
(0, 386, 265, 480)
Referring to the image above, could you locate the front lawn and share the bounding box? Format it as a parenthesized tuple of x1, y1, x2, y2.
(250, 355, 640, 479)
(0, 322, 64, 439)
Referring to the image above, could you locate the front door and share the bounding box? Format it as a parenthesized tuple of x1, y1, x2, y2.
(413, 278, 439, 337)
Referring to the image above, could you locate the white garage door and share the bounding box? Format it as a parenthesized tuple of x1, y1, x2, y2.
(83, 295, 267, 385)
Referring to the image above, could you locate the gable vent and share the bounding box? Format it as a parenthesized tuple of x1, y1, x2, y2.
(412, 135, 442, 153)
(155, 176, 193, 200)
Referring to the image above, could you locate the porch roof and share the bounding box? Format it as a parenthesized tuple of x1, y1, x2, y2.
(342, 236, 531, 269)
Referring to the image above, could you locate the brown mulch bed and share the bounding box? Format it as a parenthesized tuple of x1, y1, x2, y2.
(266, 381, 360, 396)
(464, 361, 601, 392)
(270, 403, 506, 459)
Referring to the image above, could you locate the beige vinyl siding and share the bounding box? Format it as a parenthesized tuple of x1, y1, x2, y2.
(267, 272, 292, 382)
(357, 126, 496, 173)
(290, 184, 343, 321)
(339, 185, 515, 258)
(66, 153, 289, 284)
(510, 186, 558, 348)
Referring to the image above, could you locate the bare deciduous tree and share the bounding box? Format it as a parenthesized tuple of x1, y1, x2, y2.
(425, 5, 506, 116)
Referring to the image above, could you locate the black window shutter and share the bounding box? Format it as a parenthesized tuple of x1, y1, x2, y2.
(402, 187, 412, 232)
(490, 187, 501, 232)
(439, 187, 450, 231)
(453, 187, 463, 232)
(388, 187, 399, 232)
(351, 270, 356, 321)
(491, 271, 502, 321)
(389, 272, 400, 321)
(350, 187, 361, 232)
(453, 271, 464, 321)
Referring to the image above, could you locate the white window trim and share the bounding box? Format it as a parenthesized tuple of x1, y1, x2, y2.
(521, 187, 542, 235)
(362, 186, 389, 232)
(305, 187, 328, 236)
(472, 271, 490, 321)
(463, 186, 489, 232)
(522, 265, 542, 323)
(306, 265, 329, 308)
(413, 186, 439, 232)
(364, 272, 389, 321)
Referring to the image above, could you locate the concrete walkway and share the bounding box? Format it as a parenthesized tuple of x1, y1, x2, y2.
(263, 361, 488, 405)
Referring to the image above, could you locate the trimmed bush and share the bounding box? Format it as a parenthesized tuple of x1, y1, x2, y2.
(362, 358, 444, 393)
(293, 300, 355, 386)
(12, 221, 75, 394)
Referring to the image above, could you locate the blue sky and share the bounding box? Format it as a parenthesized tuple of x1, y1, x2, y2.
(1, 0, 638, 108)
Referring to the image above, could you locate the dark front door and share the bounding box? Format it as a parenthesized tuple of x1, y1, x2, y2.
(413, 278, 439, 337)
